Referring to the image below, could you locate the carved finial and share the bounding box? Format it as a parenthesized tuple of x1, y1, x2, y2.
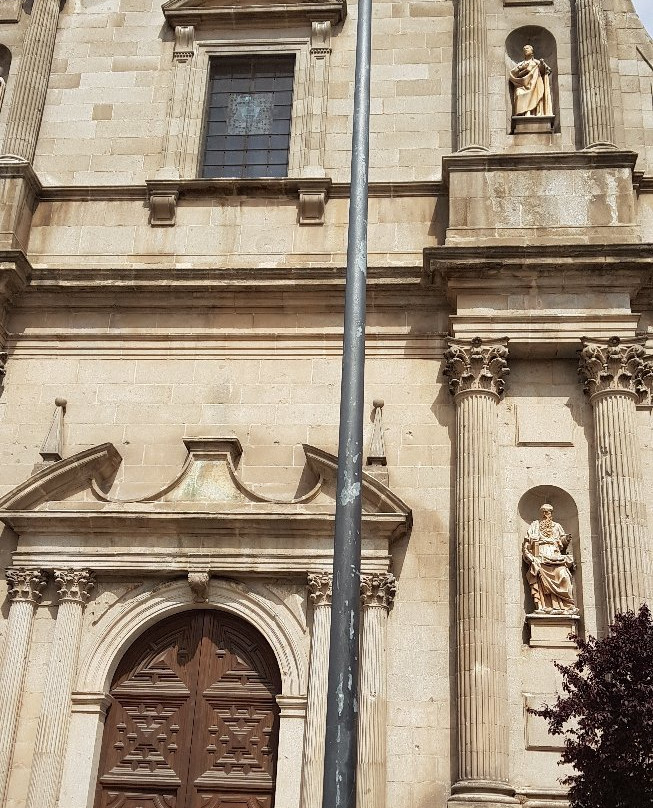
(579, 336, 653, 402)
(39, 398, 66, 462)
(367, 399, 387, 467)
(443, 337, 510, 399)
(308, 572, 332, 607)
(360, 573, 397, 610)
(6, 568, 47, 604)
(54, 569, 94, 605)
(173, 25, 194, 61)
(188, 571, 210, 603)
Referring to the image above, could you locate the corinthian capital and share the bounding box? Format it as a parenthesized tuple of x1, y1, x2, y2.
(579, 337, 653, 401)
(308, 572, 332, 607)
(443, 337, 510, 399)
(54, 569, 95, 605)
(5, 568, 46, 604)
(360, 573, 397, 610)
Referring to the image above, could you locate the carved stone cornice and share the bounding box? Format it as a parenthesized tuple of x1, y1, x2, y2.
(444, 337, 510, 399)
(308, 571, 332, 607)
(579, 336, 653, 401)
(5, 568, 46, 604)
(53, 569, 94, 605)
(360, 573, 396, 610)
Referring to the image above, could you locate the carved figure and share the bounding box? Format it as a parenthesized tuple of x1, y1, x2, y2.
(522, 504, 577, 613)
(509, 44, 552, 117)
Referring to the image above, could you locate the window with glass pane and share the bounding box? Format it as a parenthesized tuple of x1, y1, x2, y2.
(202, 55, 295, 179)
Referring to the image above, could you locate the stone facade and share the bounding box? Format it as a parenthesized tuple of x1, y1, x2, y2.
(0, 1, 651, 808)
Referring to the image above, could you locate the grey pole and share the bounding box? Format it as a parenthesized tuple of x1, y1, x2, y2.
(321, 0, 372, 803)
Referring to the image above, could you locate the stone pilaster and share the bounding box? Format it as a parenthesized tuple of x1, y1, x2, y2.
(575, 0, 616, 149)
(455, 0, 489, 152)
(299, 572, 332, 808)
(157, 25, 195, 181)
(579, 337, 652, 621)
(25, 570, 95, 808)
(2, 0, 63, 161)
(0, 569, 46, 807)
(444, 338, 516, 806)
(357, 573, 396, 808)
(301, 21, 332, 176)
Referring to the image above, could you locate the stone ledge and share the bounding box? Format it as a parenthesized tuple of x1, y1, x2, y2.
(526, 612, 580, 648)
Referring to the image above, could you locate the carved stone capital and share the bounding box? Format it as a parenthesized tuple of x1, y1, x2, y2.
(443, 337, 510, 399)
(5, 568, 46, 604)
(307, 572, 332, 607)
(579, 336, 653, 401)
(360, 573, 397, 610)
(53, 569, 95, 605)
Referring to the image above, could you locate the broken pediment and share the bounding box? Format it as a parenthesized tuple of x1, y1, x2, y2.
(0, 438, 411, 575)
(162, 0, 346, 28)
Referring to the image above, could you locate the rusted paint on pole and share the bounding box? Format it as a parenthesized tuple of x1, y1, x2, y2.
(321, 0, 372, 803)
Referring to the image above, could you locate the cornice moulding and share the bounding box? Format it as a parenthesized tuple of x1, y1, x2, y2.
(161, 0, 347, 27)
(441, 149, 638, 184)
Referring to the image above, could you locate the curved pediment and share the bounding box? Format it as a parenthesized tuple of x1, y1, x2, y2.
(0, 444, 122, 511)
(0, 437, 410, 517)
(162, 0, 346, 27)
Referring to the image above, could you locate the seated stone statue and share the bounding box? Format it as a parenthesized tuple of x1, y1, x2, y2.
(509, 44, 553, 117)
(523, 503, 577, 613)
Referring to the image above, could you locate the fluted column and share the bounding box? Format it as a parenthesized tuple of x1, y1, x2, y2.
(25, 570, 94, 808)
(299, 572, 332, 808)
(2, 0, 62, 160)
(575, 0, 616, 149)
(0, 569, 46, 807)
(455, 0, 489, 152)
(579, 337, 652, 622)
(357, 573, 396, 808)
(444, 337, 516, 805)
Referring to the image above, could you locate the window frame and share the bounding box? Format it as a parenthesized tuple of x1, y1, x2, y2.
(183, 38, 309, 180)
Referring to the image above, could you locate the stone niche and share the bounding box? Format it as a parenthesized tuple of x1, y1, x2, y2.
(519, 485, 582, 648)
(506, 26, 559, 138)
(442, 151, 640, 246)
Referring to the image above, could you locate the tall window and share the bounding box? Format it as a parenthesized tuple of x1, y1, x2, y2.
(201, 55, 295, 179)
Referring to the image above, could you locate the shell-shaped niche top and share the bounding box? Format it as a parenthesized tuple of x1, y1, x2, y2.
(0, 437, 410, 520)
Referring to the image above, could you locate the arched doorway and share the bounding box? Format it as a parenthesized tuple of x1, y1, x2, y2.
(94, 610, 282, 808)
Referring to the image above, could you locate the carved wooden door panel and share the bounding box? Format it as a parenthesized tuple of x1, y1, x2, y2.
(95, 611, 281, 808)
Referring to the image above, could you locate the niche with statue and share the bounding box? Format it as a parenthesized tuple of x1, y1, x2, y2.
(518, 486, 581, 647)
(506, 26, 559, 134)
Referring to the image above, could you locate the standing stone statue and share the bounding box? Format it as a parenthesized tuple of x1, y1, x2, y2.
(509, 44, 553, 117)
(523, 503, 577, 613)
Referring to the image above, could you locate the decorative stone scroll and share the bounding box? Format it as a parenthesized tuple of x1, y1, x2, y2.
(0, 569, 47, 806)
(579, 337, 652, 621)
(444, 336, 510, 398)
(300, 572, 332, 808)
(26, 569, 95, 808)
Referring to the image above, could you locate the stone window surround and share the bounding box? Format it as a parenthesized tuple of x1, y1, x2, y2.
(183, 38, 310, 181)
(150, 30, 334, 225)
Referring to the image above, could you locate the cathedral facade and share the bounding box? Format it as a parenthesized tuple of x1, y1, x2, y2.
(0, 0, 651, 807)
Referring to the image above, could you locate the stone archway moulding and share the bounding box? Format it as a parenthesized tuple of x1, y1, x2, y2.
(76, 577, 308, 697)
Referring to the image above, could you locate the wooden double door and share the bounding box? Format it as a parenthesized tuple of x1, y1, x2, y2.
(94, 610, 281, 808)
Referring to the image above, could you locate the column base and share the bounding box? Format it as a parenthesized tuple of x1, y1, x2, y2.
(449, 781, 519, 805)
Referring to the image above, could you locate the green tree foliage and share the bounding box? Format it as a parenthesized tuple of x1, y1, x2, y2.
(533, 605, 653, 808)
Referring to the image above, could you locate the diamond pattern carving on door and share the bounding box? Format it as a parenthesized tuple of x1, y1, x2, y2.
(94, 611, 281, 808)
